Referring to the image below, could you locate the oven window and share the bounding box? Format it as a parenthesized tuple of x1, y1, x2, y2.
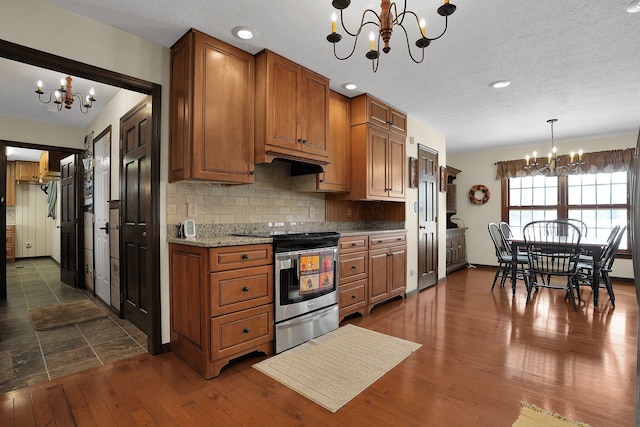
(280, 250, 337, 305)
(299, 252, 334, 294)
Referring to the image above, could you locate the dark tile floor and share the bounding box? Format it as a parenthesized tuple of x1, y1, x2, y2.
(0, 257, 147, 393)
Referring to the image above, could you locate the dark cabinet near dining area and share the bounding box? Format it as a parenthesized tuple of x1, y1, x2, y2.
(446, 228, 468, 274)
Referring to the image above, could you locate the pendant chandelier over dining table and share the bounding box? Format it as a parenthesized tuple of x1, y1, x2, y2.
(35, 75, 96, 114)
(524, 119, 584, 175)
(326, 0, 457, 72)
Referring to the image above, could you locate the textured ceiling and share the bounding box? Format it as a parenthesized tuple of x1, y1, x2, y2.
(7, 0, 640, 154)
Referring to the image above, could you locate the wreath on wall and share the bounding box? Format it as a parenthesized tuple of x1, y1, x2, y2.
(469, 185, 490, 205)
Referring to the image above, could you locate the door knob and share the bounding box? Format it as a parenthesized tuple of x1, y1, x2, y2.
(99, 222, 109, 234)
(419, 225, 426, 229)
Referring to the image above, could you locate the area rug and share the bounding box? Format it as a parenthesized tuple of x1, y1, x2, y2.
(28, 299, 107, 331)
(253, 324, 422, 413)
(0, 351, 13, 384)
(513, 402, 592, 427)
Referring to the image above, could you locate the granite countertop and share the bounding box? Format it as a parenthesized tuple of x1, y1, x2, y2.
(167, 229, 407, 248)
(167, 235, 272, 248)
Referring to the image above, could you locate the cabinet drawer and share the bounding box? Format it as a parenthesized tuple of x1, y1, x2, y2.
(338, 235, 368, 253)
(209, 244, 273, 271)
(339, 279, 367, 312)
(6, 227, 15, 244)
(369, 233, 406, 248)
(210, 265, 273, 316)
(210, 304, 274, 361)
(338, 252, 367, 283)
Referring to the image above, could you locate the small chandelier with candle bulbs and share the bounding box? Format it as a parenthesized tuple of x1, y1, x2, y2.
(35, 75, 96, 114)
(524, 119, 584, 175)
(326, 0, 457, 72)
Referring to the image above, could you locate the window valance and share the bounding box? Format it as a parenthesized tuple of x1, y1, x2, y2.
(495, 148, 636, 180)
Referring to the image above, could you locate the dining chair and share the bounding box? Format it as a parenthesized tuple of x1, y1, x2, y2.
(522, 220, 582, 311)
(559, 218, 588, 238)
(577, 226, 626, 307)
(488, 223, 528, 291)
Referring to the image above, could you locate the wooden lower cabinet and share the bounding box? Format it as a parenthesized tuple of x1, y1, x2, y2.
(337, 232, 406, 321)
(6, 226, 15, 263)
(337, 235, 368, 321)
(169, 243, 274, 378)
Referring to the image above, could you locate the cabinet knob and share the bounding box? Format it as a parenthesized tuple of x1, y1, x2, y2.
(242, 286, 249, 293)
(387, 121, 393, 125)
(243, 328, 250, 334)
(351, 295, 356, 299)
(351, 265, 357, 269)
(351, 242, 357, 246)
(301, 139, 308, 144)
(242, 254, 249, 260)
(249, 170, 255, 175)
(297, 138, 304, 143)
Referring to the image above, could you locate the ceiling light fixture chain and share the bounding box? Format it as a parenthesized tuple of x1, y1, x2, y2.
(35, 75, 96, 114)
(523, 119, 584, 175)
(326, 0, 456, 73)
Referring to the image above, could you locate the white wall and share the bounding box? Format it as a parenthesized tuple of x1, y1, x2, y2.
(447, 133, 636, 279)
(406, 116, 447, 293)
(0, 116, 85, 148)
(15, 183, 53, 258)
(1, 0, 171, 343)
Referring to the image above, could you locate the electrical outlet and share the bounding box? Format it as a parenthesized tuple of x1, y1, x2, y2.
(410, 269, 416, 276)
(188, 203, 197, 217)
(309, 206, 315, 218)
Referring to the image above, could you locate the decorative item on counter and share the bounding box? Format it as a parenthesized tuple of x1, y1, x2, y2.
(177, 222, 184, 238)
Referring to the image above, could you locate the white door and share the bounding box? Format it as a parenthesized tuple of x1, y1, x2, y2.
(94, 131, 111, 305)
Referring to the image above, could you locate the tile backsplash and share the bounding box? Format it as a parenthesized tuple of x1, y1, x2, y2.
(166, 161, 326, 226)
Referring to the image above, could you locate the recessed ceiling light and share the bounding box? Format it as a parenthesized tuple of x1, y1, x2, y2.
(342, 82, 357, 90)
(489, 80, 511, 89)
(231, 26, 256, 40)
(627, 0, 640, 13)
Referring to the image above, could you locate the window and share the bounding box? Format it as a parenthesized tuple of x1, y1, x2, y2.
(503, 172, 630, 253)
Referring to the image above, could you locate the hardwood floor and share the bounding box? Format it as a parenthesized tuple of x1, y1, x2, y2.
(0, 266, 636, 426)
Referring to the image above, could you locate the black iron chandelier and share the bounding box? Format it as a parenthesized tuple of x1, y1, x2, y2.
(35, 75, 96, 114)
(326, 0, 457, 72)
(524, 119, 584, 175)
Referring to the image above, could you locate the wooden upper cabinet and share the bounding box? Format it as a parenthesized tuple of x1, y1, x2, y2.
(351, 94, 407, 135)
(255, 50, 329, 166)
(15, 161, 39, 183)
(341, 94, 406, 202)
(169, 28, 255, 184)
(6, 161, 15, 206)
(317, 91, 350, 192)
(39, 150, 65, 182)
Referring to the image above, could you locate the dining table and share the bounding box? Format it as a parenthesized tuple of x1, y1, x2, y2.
(508, 236, 609, 306)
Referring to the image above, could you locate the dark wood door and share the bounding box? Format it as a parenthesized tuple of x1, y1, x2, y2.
(121, 97, 152, 334)
(60, 154, 77, 287)
(418, 145, 438, 290)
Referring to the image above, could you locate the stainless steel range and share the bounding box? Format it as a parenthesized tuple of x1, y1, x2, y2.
(271, 232, 340, 353)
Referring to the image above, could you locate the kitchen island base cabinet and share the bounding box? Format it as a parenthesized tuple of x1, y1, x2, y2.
(169, 243, 274, 379)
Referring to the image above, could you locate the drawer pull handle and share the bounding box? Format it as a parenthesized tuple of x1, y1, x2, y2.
(351, 265, 357, 269)
(242, 286, 249, 293)
(351, 242, 357, 246)
(397, 237, 402, 240)
(243, 328, 250, 334)
(241, 254, 249, 260)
